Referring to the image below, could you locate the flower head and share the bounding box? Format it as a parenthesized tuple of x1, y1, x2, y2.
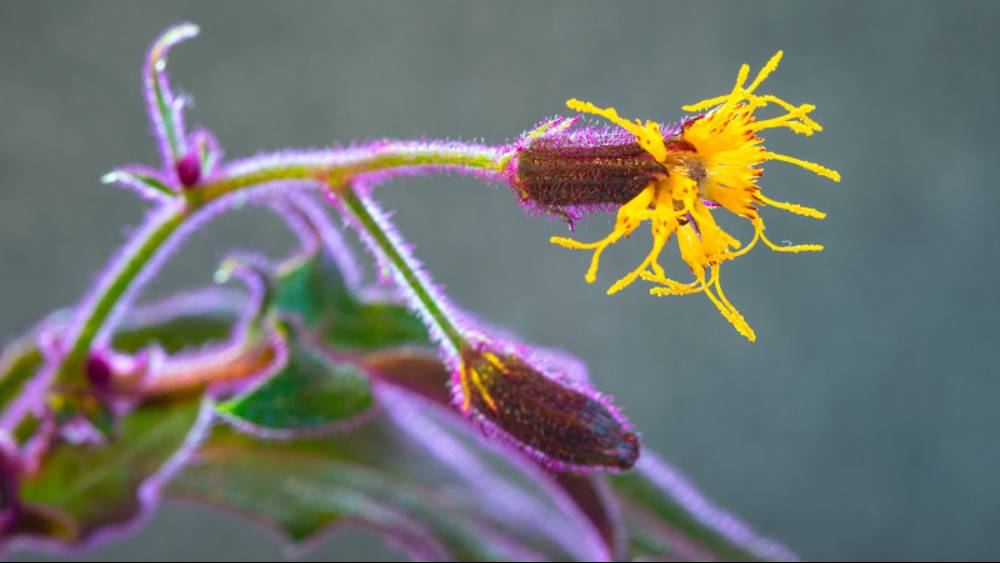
(539, 51, 840, 341)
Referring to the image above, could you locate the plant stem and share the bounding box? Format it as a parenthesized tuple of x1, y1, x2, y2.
(60, 206, 188, 378)
(53, 143, 501, 391)
(338, 187, 467, 353)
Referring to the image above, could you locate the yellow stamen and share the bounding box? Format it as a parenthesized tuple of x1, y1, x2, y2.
(762, 152, 841, 182)
(710, 267, 756, 342)
(754, 218, 824, 253)
(460, 363, 473, 413)
(607, 228, 669, 295)
(469, 366, 498, 412)
(746, 50, 783, 93)
(566, 99, 668, 162)
(551, 183, 656, 284)
(483, 352, 505, 372)
(757, 193, 827, 219)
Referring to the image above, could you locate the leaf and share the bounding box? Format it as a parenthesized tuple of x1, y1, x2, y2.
(101, 169, 175, 200)
(217, 323, 373, 435)
(14, 395, 209, 544)
(608, 453, 797, 562)
(1, 293, 233, 548)
(112, 288, 243, 354)
(275, 251, 429, 351)
(170, 387, 612, 561)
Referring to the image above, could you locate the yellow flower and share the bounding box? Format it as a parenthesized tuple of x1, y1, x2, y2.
(551, 51, 840, 341)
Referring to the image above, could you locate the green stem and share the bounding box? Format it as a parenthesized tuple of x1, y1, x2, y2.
(60, 206, 188, 376)
(339, 187, 467, 352)
(53, 144, 499, 391)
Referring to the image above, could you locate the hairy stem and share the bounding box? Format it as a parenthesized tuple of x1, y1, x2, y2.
(338, 187, 467, 353)
(51, 143, 502, 395)
(60, 206, 188, 379)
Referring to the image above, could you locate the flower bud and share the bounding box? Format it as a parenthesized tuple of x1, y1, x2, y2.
(174, 150, 201, 188)
(85, 353, 113, 391)
(458, 345, 638, 471)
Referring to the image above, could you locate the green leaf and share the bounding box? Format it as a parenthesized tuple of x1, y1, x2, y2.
(100, 170, 175, 198)
(170, 390, 605, 561)
(2, 295, 232, 547)
(275, 252, 429, 351)
(217, 323, 373, 434)
(112, 290, 242, 354)
(608, 454, 796, 562)
(15, 395, 207, 543)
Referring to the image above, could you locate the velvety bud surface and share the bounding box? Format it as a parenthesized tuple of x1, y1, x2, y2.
(460, 347, 638, 471)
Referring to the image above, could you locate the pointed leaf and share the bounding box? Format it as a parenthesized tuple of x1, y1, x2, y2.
(608, 453, 797, 562)
(112, 288, 243, 354)
(217, 323, 373, 435)
(13, 396, 208, 544)
(275, 252, 429, 351)
(170, 387, 610, 561)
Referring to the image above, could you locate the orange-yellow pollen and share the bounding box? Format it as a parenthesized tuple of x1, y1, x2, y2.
(551, 51, 840, 341)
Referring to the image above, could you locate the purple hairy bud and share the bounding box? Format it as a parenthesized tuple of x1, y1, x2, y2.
(458, 345, 639, 472)
(505, 118, 683, 216)
(174, 151, 201, 188)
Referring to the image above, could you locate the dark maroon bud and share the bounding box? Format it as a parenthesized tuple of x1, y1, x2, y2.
(460, 347, 639, 471)
(85, 353, 113, 390)
(175, 150, 201, 188)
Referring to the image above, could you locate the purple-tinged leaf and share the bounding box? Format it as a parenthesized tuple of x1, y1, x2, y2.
(217, 322, 374, 437)
(143, 22, 198, 172)
(272, 201, 430, 352)
(553, 473, 627, 561)
(111, 288, 243, 355)
(100, 167, 175, 203)
(7, 397, 211, 550)
(361, 348, 452, 406)
(169, 385, 607, 561)
(609, 452, 798, 562)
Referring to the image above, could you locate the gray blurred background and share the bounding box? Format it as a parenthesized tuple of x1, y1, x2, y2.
(2, 1, 998, 560)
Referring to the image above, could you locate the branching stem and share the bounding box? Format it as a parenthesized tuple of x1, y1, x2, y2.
(52, 144, 503, 394)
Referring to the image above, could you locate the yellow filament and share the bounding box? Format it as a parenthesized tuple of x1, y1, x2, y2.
(460, 364, 473, 413)
(470, 367, 497, 412)
(757, 194, 827, 219)
(607, 229, 669, 295)
(551, 183, 656, 284)
(762, 152, 841, 182)
(565, 99, 668, 162)
(710, 267, 756, 342)
(647, 267, 756, 342)
(754, 219, 824, 253)
(746, 51, 783, 93)
(460, 359, 498, 413)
